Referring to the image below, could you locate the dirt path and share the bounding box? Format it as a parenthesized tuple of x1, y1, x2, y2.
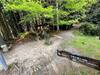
(0, 31, 81, 75)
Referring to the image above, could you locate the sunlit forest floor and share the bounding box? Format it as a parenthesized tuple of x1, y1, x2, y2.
(62, 30, 100, 60)
(60, 30, 100, 75)
(0, 30, 99, 75)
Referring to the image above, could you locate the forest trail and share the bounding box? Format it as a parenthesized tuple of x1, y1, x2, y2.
(1, 30, 82, 75)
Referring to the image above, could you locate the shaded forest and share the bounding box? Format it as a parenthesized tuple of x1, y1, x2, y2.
(0, 0, 98, 43)
(0, 0, 100, 75)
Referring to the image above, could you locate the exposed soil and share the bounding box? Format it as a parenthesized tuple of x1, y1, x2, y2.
(0, 31, 97, 75)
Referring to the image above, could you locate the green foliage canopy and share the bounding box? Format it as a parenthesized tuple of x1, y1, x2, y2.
(1, 0, 97, 25)
(55, 0, 97, 25)
(4, 0, 53, 23)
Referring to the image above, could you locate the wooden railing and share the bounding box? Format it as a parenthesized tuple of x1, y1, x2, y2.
(57, 50, 100, 71)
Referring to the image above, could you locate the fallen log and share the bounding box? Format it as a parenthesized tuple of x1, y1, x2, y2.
(57, 50, 100, 71)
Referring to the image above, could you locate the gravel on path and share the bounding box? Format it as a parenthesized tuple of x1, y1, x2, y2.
(0, 31, 81, 75)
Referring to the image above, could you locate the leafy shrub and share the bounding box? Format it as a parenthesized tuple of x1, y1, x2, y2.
(79, 22, 98, 36)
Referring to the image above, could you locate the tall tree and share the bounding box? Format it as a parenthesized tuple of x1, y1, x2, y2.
(2, 0, 97, 32)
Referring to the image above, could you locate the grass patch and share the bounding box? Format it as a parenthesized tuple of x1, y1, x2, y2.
(61, 31, 100, 75)
(79, 68, 99, 75)
(64, 30, 100, 60)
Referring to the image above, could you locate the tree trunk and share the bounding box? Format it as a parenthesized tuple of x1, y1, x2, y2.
(0, 10, 13, 41)
(56, 0, 59, 31)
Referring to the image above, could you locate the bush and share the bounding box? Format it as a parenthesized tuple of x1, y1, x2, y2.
(79, 22, 98, 36)
(58, 20, 73, 30)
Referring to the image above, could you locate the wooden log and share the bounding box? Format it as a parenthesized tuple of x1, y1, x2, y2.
(57, 50, 100, 71)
